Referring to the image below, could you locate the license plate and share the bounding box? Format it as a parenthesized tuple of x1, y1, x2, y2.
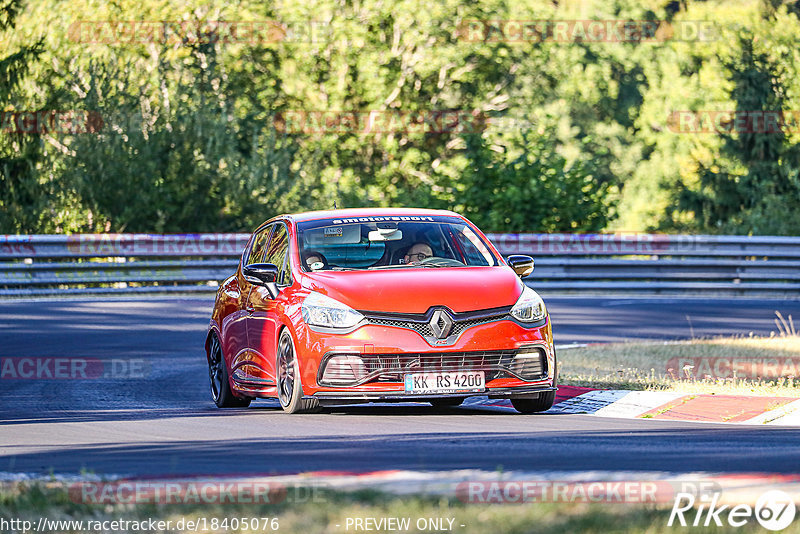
(404, 371, 485, 394)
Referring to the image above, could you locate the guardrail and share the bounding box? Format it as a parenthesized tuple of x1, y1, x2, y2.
(488, 233, 800, 295)
(1, 233, 799, 296)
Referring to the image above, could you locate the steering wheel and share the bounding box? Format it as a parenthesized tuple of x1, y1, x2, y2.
(419, 256, 465, 267)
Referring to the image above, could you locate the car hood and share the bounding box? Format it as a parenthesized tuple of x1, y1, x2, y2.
(302, 267, 524, 313)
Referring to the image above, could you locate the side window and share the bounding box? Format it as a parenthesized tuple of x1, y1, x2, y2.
(264, 224, 291, 286)
(454, 225, 495, 266)
(246, 225, 273, 266)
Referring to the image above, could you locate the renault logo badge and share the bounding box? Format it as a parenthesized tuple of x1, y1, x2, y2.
(429, 309, 454, 339)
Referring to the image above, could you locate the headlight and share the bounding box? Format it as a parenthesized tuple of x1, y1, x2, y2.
(301, 291, 364, 329)
(510, 286, 546, 323)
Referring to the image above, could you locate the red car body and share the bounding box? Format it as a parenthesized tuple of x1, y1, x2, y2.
(205, 208, 556, 413)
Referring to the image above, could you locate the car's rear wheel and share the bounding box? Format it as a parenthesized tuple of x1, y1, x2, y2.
(510, 390, 555, 414)
(208, 333, 251, 408)
(429, 398, 464, 408)
(277, 329, 320, 414)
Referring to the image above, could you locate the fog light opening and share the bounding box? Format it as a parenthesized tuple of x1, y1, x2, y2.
(321, 355, 367, 386)
(509, 348, 546, 381)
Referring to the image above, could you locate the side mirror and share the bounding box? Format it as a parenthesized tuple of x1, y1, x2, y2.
(243, 263, 280, 298)
(507, 255, 534, 278)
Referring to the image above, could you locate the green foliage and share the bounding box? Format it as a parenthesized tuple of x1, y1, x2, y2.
(59, 46, 309, 232)
(673, 35, 800, 234)
(456, 133, 612, 232)
(0, 0, 46, 232)
(2, 0, 800, 234)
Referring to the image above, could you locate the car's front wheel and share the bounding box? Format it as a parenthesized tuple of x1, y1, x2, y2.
(276, 329, 320, 414)
(510, 391, 555, 414)
(208, 333, 251, 408)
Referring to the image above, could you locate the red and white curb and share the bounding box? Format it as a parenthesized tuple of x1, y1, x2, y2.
(464, 387, 800, 425)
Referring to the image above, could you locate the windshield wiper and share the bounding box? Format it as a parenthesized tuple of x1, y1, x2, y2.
(368, 265, 412, 270)
(368, 263, 448, 270)
(414, 263, 449, 268)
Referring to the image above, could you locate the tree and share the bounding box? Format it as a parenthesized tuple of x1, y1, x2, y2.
(0, 0, 45, 232)
(58, 33, 308, 232)
(672, 33, 800, 234)
(456, 132, 612, 233)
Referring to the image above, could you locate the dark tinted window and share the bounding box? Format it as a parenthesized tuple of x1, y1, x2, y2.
(296, 216, 497, 270)
(264, 224, 291, 286)
(246, 225, 273, 265)
(453, 225, 495, 265)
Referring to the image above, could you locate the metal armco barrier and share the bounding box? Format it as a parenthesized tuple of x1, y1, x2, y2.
(1, 233, 799, 296)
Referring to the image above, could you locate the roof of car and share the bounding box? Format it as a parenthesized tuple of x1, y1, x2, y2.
(283, 207, 463, 223)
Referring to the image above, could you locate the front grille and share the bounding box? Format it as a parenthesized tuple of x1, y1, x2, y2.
(368, 318, 435, 338)
(316, 348, 548, 386)
(364, 307, 510, 343)
(364, 350, 516, 382)
(450, 316, 501, 336)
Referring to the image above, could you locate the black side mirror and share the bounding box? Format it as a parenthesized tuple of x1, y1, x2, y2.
(243, 263, 280, 298)
(507, 255, 534, 278)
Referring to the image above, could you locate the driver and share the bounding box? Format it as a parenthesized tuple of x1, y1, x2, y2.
(403, 242, 433, 265)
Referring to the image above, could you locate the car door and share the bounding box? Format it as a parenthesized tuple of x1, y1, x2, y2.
(224, 224, 273, 382)
(245, 222, 291, 385)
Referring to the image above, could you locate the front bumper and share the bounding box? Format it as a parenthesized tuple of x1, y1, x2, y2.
(310, 385, 557, 405)
(294, 315, 556, 396)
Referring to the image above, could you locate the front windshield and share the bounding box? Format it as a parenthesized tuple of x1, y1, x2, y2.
(296, 215, 498, 271)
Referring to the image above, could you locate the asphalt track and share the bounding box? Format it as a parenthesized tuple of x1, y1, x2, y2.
(1, 296, 800, 478)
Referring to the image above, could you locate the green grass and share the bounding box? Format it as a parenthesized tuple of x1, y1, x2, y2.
(560, 334, 800, 396)
(1, 482, 796, 534)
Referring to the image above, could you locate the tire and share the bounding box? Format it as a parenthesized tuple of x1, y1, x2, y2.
(208, 333, 251, 408)
(511, 390, 555, 414)
(429, 398, 464, 408)
(276, 329, 320, 414)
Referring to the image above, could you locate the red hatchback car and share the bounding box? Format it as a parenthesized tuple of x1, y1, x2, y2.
(206, 208, 556, 414)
